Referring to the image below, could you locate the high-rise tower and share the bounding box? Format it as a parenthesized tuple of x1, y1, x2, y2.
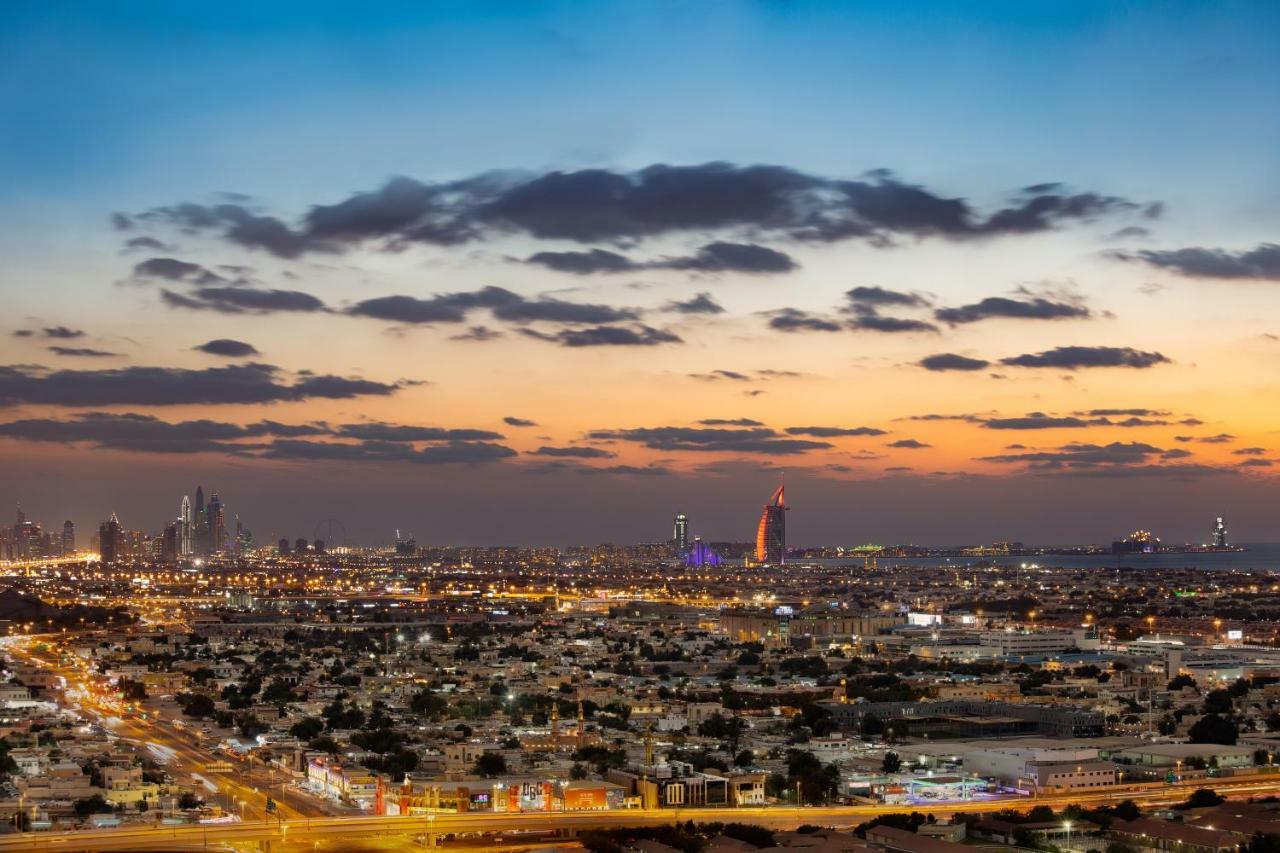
(672, 513, 690, 553)
(61, 520, 75, 554)
(208, 493, 225, 553)
(754, 483, 786, 564)
(1212, 516, 1228, 548)
(99, 513, 122, 564)
(179, 495, 192, 557)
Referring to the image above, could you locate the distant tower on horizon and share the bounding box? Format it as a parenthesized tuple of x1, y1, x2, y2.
(1213, 516, 1229, 548)
(672, 513, 690, 553)
(754, 482, 787, 565)
(179, 495, 192, 557)
(61, 520, 75, 555)
(99, 513, 122, 564)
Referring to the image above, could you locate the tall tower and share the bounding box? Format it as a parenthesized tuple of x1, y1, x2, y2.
(194, 486, 209, 555)
(208, 493, 225, 553)
(61, 520, 75, 555)
(98, 513, 122, 564)
(179, 496, 192, 557)
(1212, 516, 1228, 548)
(672, 513, 690, 553)
(754, 482, 786, 564)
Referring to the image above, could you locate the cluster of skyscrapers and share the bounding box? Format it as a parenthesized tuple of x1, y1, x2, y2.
(95, 486, 251, 564)
(0, 506, 74, 561)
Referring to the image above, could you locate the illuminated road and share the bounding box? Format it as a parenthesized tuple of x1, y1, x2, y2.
(3, 638, 338, 823)
(4, 774, 1280, 852)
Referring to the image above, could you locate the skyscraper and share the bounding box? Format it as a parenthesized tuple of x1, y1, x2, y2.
(179, 495, 192, 557)
(1212, 516, 1228, 547)
(161, 522, 179, 563)
(672, 513, 690, 553)
(754, 483, 786, 565)
(194, 486, 209, 555)
(61, 520, 75, 554)
(208, 493, 225, 553)
(99, 513, 122, 564)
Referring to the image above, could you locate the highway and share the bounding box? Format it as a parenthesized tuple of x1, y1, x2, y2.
(4, 773, 1280, 852)
(2, 638, 341, 824)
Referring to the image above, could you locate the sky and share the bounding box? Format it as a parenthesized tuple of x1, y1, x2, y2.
(2, 1, 1280, 548)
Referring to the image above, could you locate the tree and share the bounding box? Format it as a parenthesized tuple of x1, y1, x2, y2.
(289, 716, 324, 741)
(1188, 714, 1238, 745)
(1167, 674, 1197, 691)
(177, 693, 215, 719)
(882, 752, 902, 773)
(734, 749, 755, 767)
(570, 763, 589, 780)
(178, 792, 201, 810)
(473, 751, 507, 778)
(74, 794, 112, 817)
(1180, 788, 1225, 810)
(1112, 800, 1142, 822)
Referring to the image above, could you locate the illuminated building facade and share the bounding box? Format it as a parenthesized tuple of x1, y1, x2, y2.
(754, 483, 786, 564)
(672, 513, 689, 553)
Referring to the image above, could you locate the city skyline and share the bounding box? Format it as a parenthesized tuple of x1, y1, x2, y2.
(4, 2, 1280, 544)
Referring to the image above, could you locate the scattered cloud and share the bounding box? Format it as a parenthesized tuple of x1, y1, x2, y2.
(785, 426, 886, 437)
(586, 425, 832, 454)
(194, 339, 261, 358)
(519, 325, 682, 347)
(504, 416, 538, 427)
(0, 363, 404, 407)
(162, 287, 327, 314)
(888, 438, 931, 449)
(663, 292, 725, 314)
(764, 308, 842, 332)
(935, 296, 1091, 325)
(124, 164, 1152, 256)
(1117, 243, 1280, 280)
(919, 353, 991, 372)
(999, 346, 1169, 370)
(529, 445, 616, 459)
(47, 347, 119, 358)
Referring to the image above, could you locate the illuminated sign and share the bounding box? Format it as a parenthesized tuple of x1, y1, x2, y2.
(1227, 629, 1243, 641)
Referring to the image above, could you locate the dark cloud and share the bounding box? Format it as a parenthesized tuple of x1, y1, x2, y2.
(0, 362, 402, 407)
(0, 412, 330, 453)
(918, 353, 991, 372)
(999, 346, 1169, 370)
(162, 287, 327, 314)
(847, 313, 938, 333)
(346, 286, 635, 327)
(529, 445, 616, 459)
(764, 308, 842, 333)
(128, 164, 1149, 256)
(888, 438, 931, 449)
(662, 242, 796, 273)
(935, 296, 1091, 325)
(1233, 447, 1268, 456)
(524, 248, 636, 274)
(1118, 243, 1280, 280)
(699, 418, 764, 426)
(47, 347, 119, 358)
(586, 426, 832, 454)
(504, 416, 538, 427)
(524, 241, 795, 275)
(194, 339, 261, 358)
(1238, 458, 1274, 468)
(576, 464, 670, 476)
(845, 286, 930, 308)
(262, 438, 516, 464)
(42, 326, 86, 340)
(123, 236, 171, 252)
(334, 423, 502, 442)
(663, 292, 725, 315)
(982, 412, 1188, 430)
(130, 257, 228, 286)
(520, 325, 682, 347)
(785, 426, 886, 437)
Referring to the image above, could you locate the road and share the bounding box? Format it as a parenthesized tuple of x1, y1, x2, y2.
(2, 637, 341, 823)
(5, 773, 1280, 852)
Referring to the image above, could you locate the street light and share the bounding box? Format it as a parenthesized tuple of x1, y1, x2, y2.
(1064, 821, 1072, 851)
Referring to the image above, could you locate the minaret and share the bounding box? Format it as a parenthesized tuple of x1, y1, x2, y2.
(550, 702, 560, 740)
(576, 693, 586, 749)
(644, 722, 654, 768)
